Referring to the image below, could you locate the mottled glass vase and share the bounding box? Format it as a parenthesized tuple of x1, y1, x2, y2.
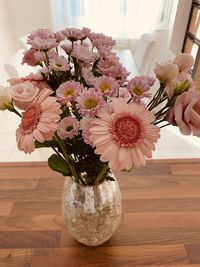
(62, 175, 122, 246)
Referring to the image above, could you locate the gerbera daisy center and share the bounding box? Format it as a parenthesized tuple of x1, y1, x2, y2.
(193, 103, 200, 115)
(112, 115, 141, 147)
(83, 98, 98, 109)
(21, 105, 41, 133)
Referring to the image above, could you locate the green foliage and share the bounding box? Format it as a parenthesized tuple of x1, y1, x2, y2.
(48, 154, 72, 176)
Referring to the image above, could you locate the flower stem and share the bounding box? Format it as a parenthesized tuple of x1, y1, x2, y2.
(94, 164, 109, 185)
(54, 134, 80, 184)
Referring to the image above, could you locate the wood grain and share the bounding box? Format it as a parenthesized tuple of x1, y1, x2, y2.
(0, 159, 200, 266)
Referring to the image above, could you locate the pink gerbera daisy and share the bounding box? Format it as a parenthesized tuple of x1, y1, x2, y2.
(57, 117, 79, 139)
(89, 98, 160, 171)
(16, 89, 61, 154)
(92, 76, 119, 97)
(56, 81, 84, 103)
(76, 88, 105, 117)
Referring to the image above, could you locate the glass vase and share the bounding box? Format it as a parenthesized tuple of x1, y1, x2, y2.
(62, 174, 122, 246)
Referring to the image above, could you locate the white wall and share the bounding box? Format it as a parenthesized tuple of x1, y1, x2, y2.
(6, 0, 53, 42)
(0, 0, 15, 84)
(170, 0, 193, 54)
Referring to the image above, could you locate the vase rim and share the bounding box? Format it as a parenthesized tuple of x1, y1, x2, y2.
(66, 175, 113, 187)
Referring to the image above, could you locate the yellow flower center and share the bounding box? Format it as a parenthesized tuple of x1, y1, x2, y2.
(133, 86, 143, 96)
(64, 88, 75, 97)
(100, 83, 111, 92)
(66, 125, 73, 132)
(56, 63, 62, 68)
(84, 98, 98, 109)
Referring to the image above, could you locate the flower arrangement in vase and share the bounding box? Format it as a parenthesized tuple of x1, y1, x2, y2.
(0, 27, 198, 246)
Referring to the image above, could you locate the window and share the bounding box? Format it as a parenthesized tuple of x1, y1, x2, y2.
(51, 0, 174, 38)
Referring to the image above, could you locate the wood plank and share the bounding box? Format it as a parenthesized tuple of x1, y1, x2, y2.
(0, 178, 38, 190)
(0, 230, 61, 248)
(30, 245, 188, 267)
(185, 244, 200, 263)
(0, 249, 33, 267)
(10, 201, 61, 216)
(0, 160, 200, 265)
(171, 163, 200, 176)
(0, 202, 13, 216)
(0, 215, 63, 231)
(123, 198, 200, 212)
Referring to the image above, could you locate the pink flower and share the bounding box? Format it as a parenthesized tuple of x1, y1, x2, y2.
(9, 81, 39, 110)
(92, 76, 119, 97)
(0, 86, 12, 111)
(165, 71, 194, 99)
(139, 75, 156, 87)
(61, 28, 87, 41)
(119, 87, 132, 101)
(127, 77, 151, 102)
(57, 117, 79, 139)
(71, 44, 99, 64)
(173, 53, 194, 72)
(76, 88, 105, 117)
(81, 67, 96, 85)
(80, 116, 94, 146)
(49, 56, 69, 71)
(89, 98, 160, 170)
(61, 44, 73, 54)
(56, 81, 84, 103)
(16, 88, 61, 154)
(8, 73, 50, 91)
(166, 89, 200, 136)
(154, 62, 179, 85)
(88, 32, 116, 48)
(54, 31, 65, 42)
(97, 59, 129, 84)
(27, 29, 58, 50)
(22, 48, 38, 66)
(34, 50, 58, 62)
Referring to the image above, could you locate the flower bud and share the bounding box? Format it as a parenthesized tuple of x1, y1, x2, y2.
(0, 86, 13, 111)
(174, 79, 191, 96)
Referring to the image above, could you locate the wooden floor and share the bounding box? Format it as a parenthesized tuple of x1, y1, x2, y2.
(1, 159, 200, 266)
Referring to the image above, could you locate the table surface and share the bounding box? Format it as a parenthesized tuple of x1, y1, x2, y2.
(1, 159, 200, 267)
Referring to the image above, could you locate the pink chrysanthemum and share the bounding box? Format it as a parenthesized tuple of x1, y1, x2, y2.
(56, 81, 84, 103)
(76, 88, 105, 117)
(49, 56, 69, 72)
(138, 75, 156, 87)
(57, 117, 79, 139)
(16, 89, 61, 154)
(81, 67, 96, 85)
(61, 28, 87, 41)
(97, 59, 129, 84)
(71, 44, 99, 64)
(127, 77, 151, 102)
(27, 29, 58, 50)
(88, 32, 116, 48)
(89, 98, 160, 171)
(92, 76, 119, 97)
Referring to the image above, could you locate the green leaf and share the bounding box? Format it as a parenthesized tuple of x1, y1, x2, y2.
(48, 154, 72, 176)
(106, 176, 115, 181)
(35, 140, 51, 148)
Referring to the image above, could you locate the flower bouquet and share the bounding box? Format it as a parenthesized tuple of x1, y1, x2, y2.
(0, 27, 197, 246)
